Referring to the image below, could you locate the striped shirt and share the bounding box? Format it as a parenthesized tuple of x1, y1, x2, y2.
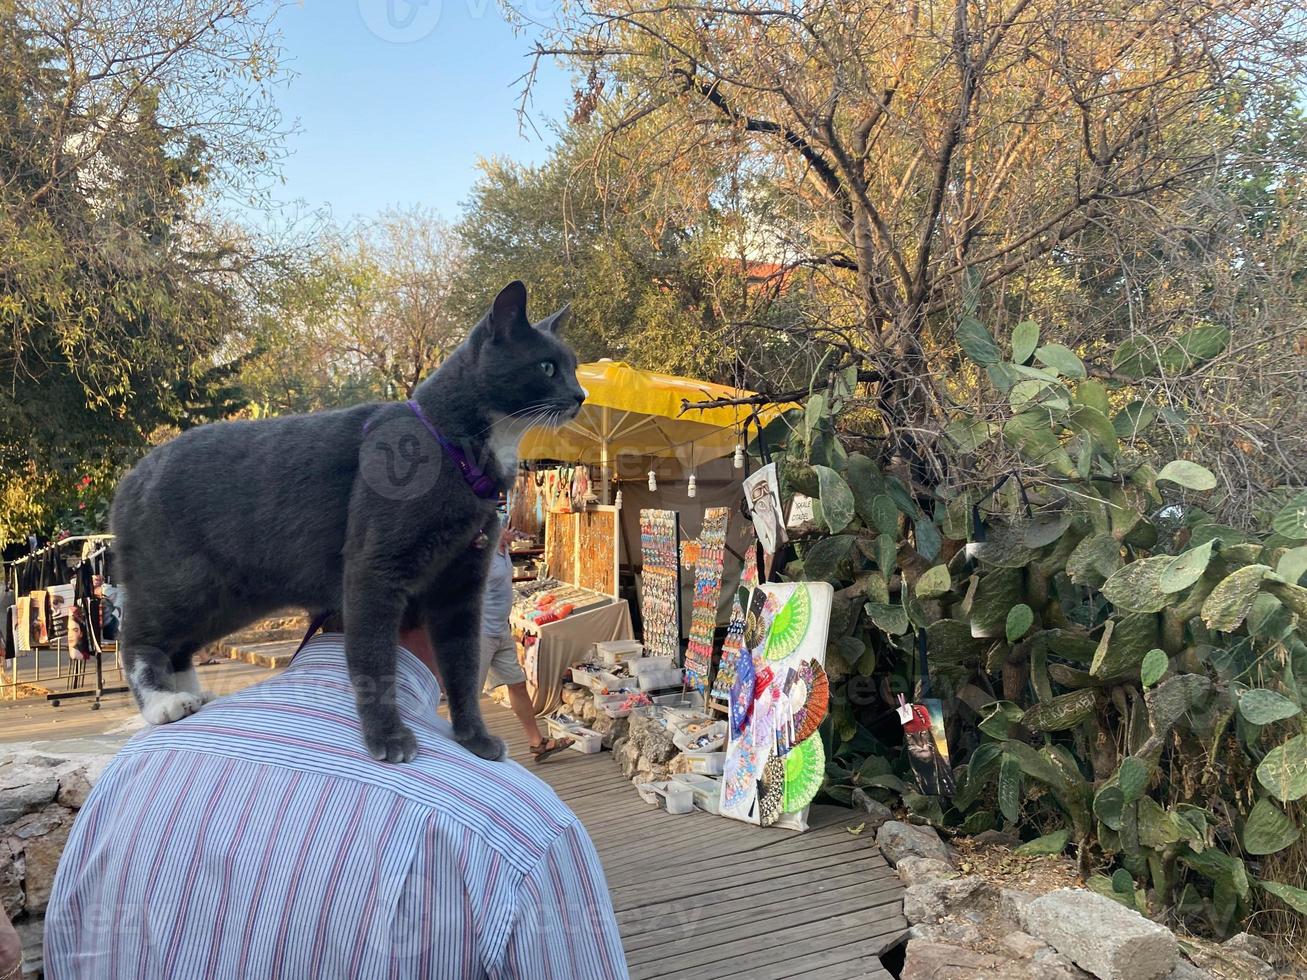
(44, 634, 628, 979)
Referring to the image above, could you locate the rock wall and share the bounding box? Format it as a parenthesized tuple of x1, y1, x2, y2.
(2, 751, 113, 978)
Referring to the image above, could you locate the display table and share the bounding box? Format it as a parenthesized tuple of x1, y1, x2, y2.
(512, 596, 634, 714)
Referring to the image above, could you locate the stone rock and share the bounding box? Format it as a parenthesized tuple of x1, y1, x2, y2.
(851, 788, 894, 830)
(1161, 960, 1217, 980)
(0, 840, 21, 918)
(15, 912, 44, 978)
(6, 804, 74, 915)
(1030, 947, 1097, 980)
(0, 764, 58, 826)
(876, 820, 955, 867)
(974, 829, 1022, 848)
(56, 768, 93, 810)
(1000, 888, 1036, 925)
(6, 803, 72, 841)
(896, 856, 956, 887)
(1222, 933, 1279, 966)
(903, 875, 998, 925)
(1019, 888, 1178, 980)
(1003, 931, 1049, 959)
(902, 940, 1015, 980)
(1187, 947, 1274, 980)
(907, 921, 985, 946)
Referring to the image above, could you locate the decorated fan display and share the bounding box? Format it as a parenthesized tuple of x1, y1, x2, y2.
(793, 660, 830, 744)
(729, 651, 756, 737)
(782, 734, 825, 813)
(763, 584, 812, 661)
(759, 755, 786, 827)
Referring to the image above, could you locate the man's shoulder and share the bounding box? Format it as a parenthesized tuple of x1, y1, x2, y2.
(111, 708, 580, 875)
(397, 734, 581, 862)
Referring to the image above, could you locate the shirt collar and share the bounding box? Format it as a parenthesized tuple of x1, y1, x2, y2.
(286, 632, 443, 717)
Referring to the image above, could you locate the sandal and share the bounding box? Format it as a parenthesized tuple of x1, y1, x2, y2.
(529, 737, 574, 762)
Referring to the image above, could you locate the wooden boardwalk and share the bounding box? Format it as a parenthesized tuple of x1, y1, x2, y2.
(483, 701, 906, 979)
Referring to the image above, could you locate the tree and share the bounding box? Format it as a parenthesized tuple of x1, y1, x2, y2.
(241, 207, 469, 413)
(452, 123, 821, 386)
(0, 0, 289, 542)
(531, 0, 1307, 491)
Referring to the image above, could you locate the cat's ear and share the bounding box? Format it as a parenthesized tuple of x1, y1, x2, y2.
(488, 280, 529, 341)
(536, 304, 570, 336)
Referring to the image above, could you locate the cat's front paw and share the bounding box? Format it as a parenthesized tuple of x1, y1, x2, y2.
(456, 731, 508, 762)
(362, 720, 418, 764)
(139, 691, 204, 725)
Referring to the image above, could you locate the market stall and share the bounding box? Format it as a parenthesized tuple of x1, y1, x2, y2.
(509, 363, 794, 716)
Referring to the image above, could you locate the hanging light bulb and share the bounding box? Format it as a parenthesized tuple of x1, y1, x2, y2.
(687, 472, 697, 498)
(648, 468, 657, 491)
(733, 442, 745, 469)
(614, 488, 624, 509)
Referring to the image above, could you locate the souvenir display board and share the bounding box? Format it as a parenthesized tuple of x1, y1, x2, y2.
(683, 508, 729, 689)
(710, 543, 759, 701)
(639, 509, 682, 661)
(544, 506, 619, 597)
(720, 580, 833, 832)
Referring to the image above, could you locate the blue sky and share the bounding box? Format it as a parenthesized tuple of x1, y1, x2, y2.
(266, 1, 570, 223)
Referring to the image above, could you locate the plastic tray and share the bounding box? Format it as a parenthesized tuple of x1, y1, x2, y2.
(638, 667, 684, 692)
(546, 719, 603, 754)
(683, 750, 727, 775)
(671, 773, 721, 815)
(595, 639, 644, 665)
(631, 656, 676, 676)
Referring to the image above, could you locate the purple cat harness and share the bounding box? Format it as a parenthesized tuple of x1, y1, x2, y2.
(402, 399, 500, 500)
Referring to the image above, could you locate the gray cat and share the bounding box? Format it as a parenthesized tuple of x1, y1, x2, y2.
(110, 281, 584, 763)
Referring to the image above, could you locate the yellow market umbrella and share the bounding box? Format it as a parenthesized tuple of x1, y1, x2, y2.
(518, 360, 794, 500)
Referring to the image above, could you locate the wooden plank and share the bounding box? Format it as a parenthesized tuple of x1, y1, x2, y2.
(617, 876, 901, 945)
(642, 915, 909, 980)
(626, 888, 904, 963)
(478, 699, 905, 980)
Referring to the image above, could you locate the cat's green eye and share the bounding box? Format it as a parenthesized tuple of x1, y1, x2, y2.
(539, 361, 556, 377)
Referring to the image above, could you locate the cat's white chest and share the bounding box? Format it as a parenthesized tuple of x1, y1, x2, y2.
(487, 418, 527, 475)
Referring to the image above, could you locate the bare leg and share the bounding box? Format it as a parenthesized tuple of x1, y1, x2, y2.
(505, 682, 544, 746)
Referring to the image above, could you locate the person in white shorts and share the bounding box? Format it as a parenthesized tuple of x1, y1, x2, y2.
(481, 522, 572, 761)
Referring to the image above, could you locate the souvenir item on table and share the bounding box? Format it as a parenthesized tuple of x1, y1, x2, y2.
(575, 508, 618, 595)
(28, 590, 49, 646)
(46, 583, 75, 641)
(711, 543, 759, 700)
(570, 466, 592, 507)
(900, 696, 957, 797)
(782, 734, 825, 813)
(13, 596, 32, 653)
(763, 583, 812, 661)
(638, 509, 681, 660)
(729, 651, 756, 737)
(758, 755, 786, 827)
(742, 463, 788, 556)
(792, 660, 830, 744)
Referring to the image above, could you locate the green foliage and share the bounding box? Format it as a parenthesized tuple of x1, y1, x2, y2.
(796, 314, 1305, 943)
